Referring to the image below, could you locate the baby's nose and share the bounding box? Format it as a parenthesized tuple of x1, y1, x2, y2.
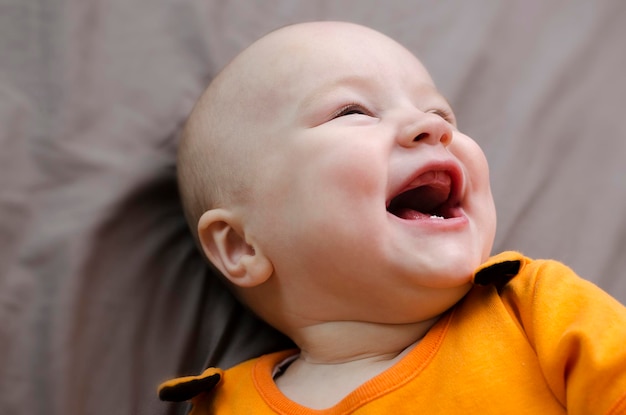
(400, 112, 453, 147)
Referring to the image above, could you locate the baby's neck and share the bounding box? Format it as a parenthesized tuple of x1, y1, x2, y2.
(275, 317, 439, 409)
(293, 318, 437, 362)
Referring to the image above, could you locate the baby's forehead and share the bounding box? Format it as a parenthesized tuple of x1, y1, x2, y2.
(225, 23, 436, 109)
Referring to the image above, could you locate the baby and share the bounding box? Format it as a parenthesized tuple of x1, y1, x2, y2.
(159, 21, 626, 414)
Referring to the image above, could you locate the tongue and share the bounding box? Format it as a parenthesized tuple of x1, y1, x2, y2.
(395, 208, 433, 220)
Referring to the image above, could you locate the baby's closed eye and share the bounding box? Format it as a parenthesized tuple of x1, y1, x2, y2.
(332, 103, 373, 119)
(426, 108, 456, 126)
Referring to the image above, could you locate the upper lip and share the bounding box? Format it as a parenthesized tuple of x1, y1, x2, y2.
(386, 158, 464, 213)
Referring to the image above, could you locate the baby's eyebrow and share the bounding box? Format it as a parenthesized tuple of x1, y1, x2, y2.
(413, 85, 456, 115)
(298, 75, 375, 112)
(410, 84, 450, 105)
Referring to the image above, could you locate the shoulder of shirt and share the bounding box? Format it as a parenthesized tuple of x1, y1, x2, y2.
(472, 250, 577, 291)
(158, 366, 225, 402)
(157, 350, 295, 403)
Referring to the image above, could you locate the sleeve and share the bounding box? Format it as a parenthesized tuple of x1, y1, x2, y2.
(504, 259, 626, 415)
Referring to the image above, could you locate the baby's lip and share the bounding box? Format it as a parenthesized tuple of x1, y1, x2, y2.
(386, 159, 464, 216)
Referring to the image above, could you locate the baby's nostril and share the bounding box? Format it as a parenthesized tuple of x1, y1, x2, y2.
(414, 133, 429, 141)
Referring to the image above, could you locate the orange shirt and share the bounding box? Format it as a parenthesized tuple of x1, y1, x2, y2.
(160, 252, 626, 414)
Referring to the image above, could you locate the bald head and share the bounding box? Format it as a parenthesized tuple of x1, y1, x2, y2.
(177, 23, 304, 241)
(177, 35, 276, 241)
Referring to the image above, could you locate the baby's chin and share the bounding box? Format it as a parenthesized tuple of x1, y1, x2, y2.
(432, 246, 491, 286)
(404, 261, 477, 291)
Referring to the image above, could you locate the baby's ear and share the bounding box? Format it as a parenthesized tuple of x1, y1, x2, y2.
(197, 209, 273, 288)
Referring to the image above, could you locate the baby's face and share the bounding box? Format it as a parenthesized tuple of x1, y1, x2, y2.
(233, 23, 496, 324)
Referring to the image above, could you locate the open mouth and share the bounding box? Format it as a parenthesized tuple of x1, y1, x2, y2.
(387, 170, 460, 220)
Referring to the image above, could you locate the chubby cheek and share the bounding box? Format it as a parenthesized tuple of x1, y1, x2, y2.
(286, 143, 386, 249)
(451, 136, 497, 258)
(325, 153, 381, 195)
(250, 144, 388, 294)
(310, 144, 385, 218)
(450, 137, 490, 190)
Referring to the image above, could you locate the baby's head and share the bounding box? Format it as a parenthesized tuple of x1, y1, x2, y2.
(178, 21, 496, 338)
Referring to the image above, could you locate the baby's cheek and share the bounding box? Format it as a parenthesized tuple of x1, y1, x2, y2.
(333, 162, 380, 194)
(452, 138, 490, 189)
(322, 147, 384, 194)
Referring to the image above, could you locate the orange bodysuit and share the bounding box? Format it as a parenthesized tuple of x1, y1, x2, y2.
(159, 252, 626, 414)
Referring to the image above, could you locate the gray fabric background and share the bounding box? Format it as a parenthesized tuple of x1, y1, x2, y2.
(1, 1, 625, 414)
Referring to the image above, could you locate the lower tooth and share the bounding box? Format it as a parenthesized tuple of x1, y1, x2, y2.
(430, 214, 444, 219)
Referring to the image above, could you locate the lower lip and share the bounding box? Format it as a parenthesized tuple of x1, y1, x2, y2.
(388, 208, 469, 230)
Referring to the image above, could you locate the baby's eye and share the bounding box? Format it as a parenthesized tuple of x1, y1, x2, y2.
(428, 108, 455, 125)
(332, 104, 371, 119)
